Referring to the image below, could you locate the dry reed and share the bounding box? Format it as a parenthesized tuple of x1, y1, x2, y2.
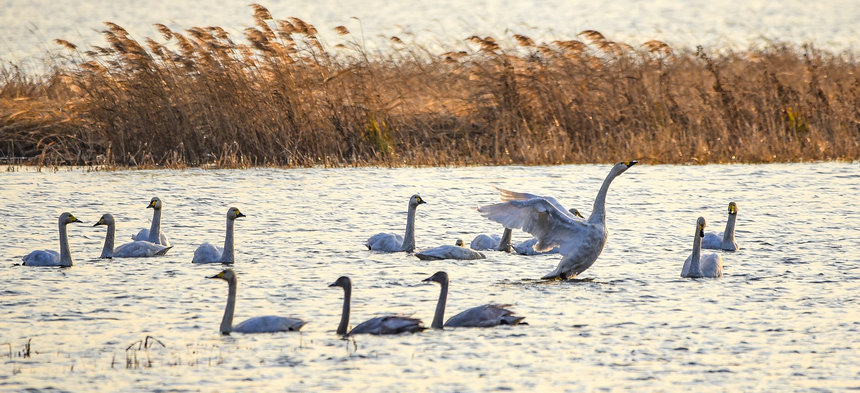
(2, 4, 859, 167)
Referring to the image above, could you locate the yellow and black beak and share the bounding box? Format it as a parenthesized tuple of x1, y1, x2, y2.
(69, 215, 81, 224)
(624, 161, 639, 167)
(236, 210, 246, 218)
(93, 217, 105, 227)
(207, 271, 225, 279)
(147, 200, 156, 208)
(417, 197, 426, 205)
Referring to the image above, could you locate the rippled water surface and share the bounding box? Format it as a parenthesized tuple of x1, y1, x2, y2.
(1, 163, 858, 391)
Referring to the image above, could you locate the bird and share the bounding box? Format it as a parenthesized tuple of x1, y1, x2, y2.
(208, 269, 306, 334)
(470, 228, 514, 252)
(365, 194, 426, 252)
(192, 207, 245, 264)
(702, 202, 739, 251)
(478, 161, 638, 279)
(22, 212, 82, 267)
(329, 276, 425, 335)
(513, 209, 584, 255)
(131, 197, 171, 246)
(416, 239, 486, 261)
(423, 271, 525, 328)
(94, 213, 172, 258)
(681, 217, 724, 278)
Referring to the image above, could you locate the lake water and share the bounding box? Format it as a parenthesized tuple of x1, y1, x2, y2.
(0, 163, 858, 391)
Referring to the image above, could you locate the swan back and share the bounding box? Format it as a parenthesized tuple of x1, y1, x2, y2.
(415, 243, 486, 261)
(365, 194, 426, 252)
(444, 304, 526, 328)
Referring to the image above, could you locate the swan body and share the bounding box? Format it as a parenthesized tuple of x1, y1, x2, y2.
(22, 212, 81, 267)
(94, 214, 171, 258)
(131, 197, 171, 246)
(329, 276, 425, 335)
(702, 202, 739, 251)
(192, 207, 245, 264)
(513, 209, 584, 255)
(416, 239, 486, 261)
(470, 228, 514, 252)
(423, 271, 525, 328)
(681, 217, 724, 278)
(478, 161, 637, 279)
(365, 195, 426, 252)
(209, 269, 306, 334)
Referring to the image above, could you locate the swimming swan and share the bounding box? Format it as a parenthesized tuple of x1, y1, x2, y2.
(94, 214, 172, 258)
(132, 197, 171, 246)
(22, 212, 81, 267)
(208, 269, 306, 334)
(681, 217, 723, 278)
(423, 271, 525, 328)
(329, 276, 425, 335)
(470, 228, 514, 252)
(365, 194, 426, 252)
(514, 209, 584, 255)
(702, 202, 739, 251)
(192, 207, 245, 264)
(478, 161, 638, 279)
(416, 239, 486, 261)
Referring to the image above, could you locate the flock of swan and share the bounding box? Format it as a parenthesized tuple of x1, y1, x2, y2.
(19, 161, 740, 335)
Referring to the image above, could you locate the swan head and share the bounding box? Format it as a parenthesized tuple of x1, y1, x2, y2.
(147, 197, 163, 210)
(409, 194, 426, 207)
(422, 271, 449, 284)
(227, 207, 246, 220)
(568, 208, 584, 218)
(612, 161, 638, 176)
(93, 213, 115, 227)
(208, 268, 236, 282)
(455, 239, 465, 247)
(59, 212, 82, 225)
(697, 217, 706, 237)
(728, 202, 738, 216)
(329, 276, 352, 289)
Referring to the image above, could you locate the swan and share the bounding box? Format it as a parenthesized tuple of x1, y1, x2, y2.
(514, 209, 584, 255)
(365, 194, 426, 252)
(131, 197, 171, 246)
(681, 217, 723, 278)
(208, 269, 306, 334)
(22, 212, 82, 267)
(94, 214, 172, 258)
(192, 207, 245, 264)
(329, 276, 425, 335)
(416, 239, 486, 261)
(478, 161, 638, 279)
(470, 228, 514, 252)
(423, 271, 525, 328)
(702, 202, 739, 251)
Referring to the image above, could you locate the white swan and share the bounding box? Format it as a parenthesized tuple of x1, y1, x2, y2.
(94, 214, 172, 258)
(681, 217, 723, 278)
(702, 202, 739, 251)
(329, 276, 425, 335)
(208, 269, 306, 334)
(365, 194, 426, 252)
(22, 212, 81, 267)
(416, 239, 486, 261)
(192, 207, 245, 264)
(478, 161, 638, 279)
(423, 271, 525, 328)
(513, 209, 584, 255)
(470, 228, 513, 252)
(131, 197, 171, 246)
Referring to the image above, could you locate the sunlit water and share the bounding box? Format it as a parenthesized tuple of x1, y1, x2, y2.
(0, 163, 858, 391)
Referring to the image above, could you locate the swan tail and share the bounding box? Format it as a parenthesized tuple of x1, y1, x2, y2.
(155, 246, 173, 256)
(501, 315, 526, 325)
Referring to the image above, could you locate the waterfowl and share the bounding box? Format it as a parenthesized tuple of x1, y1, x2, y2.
(208, 269, 306, 334)
(416, 239, 486, 261)
(132, 197, 171, 246)
(681, 217, 723, 278)
(702, 202, 739, 251)
(514, 209, 584, 255)
(470, 228, 514, 252)
(423, 271, 525, 328)
(365, 194, 426, 252)
(94, 213, 171, 258)
(22, 212, 81, 267)
(329, 276, 425, 335)
(478, 161, 638, 279)
(192, 207, 245, 264)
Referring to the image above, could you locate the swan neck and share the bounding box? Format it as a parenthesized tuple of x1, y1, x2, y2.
(589, 169, 618, 223)
(690, 231, 703, 277)
(337, 284, 351, 335)
(149, 208, 162, 243)
(220, 217, 235, 263)
(220, 277, 237, 334)
(497, 228, 513, 252)
(431, 279, 448, 329)
(58, 219, 73, 266)
(723, 214, 737, 244)
(101, 221, 116, 258)
(401, 203, 418, 252)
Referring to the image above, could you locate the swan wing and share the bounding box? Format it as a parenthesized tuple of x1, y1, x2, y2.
(192, 242, 224, 263)
(366, 233, 404, 252)
(470, 234, 500, 250)
(113, 241, 172, 258)
(22, 250, 61, 266)
(681, 254, 693, 277)
(701, 232, 723, 249)
(131, 228, 149, 242)
(445, 304, 525, 327)
(349, 316, 424, 335)
(233, 316, 307, 333)
(700, 253, 724, 278)
(513, 237, 560, 255)
(478, 198, 587, 252)
(416, 245, 485, 260)
(496, 188, 579, 221)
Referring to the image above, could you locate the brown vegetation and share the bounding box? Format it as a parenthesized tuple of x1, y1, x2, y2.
(2, 4, 859, 167)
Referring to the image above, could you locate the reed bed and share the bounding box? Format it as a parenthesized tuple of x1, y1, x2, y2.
(2, 4, 858, 167)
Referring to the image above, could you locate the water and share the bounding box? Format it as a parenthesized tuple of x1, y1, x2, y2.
(0, 163, 858, 391)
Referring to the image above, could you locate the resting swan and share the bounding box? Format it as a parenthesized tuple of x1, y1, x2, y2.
(470, 228, 513, 252)
(681, 217, 723, 278)
(94, 214, 172, 258)
(423, 271, 525, 328)
(329, 276, 425, 335)
(514, 209, 584, 255)
(192, 207, 245, 264)
(209, 269, 306, 334)
(702, 202, 739, 251)
(132, 197, 171, 246)
(365, 194, 426, 252)
(416, 239, 486, 261)
(478, 161, 637, 279)
(22, 212, 81, 267)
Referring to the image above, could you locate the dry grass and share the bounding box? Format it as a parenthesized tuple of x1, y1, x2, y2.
(2, 4, 859, 167)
